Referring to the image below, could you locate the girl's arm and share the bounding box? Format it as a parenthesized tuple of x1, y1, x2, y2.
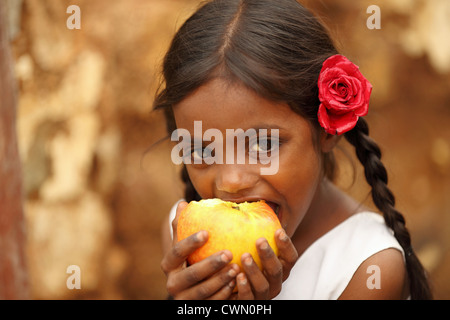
(338, 248, 409, 300)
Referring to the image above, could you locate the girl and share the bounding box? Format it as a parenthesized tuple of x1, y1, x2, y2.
(157, 0, 432, 299)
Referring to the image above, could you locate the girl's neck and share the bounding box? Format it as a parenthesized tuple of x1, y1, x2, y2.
(291, 179, 365, 257)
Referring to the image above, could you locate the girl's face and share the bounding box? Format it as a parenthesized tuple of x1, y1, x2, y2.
(173, 78, 324, 237)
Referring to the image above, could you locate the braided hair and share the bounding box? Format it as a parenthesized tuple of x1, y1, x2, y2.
(345, 118, 432, 299)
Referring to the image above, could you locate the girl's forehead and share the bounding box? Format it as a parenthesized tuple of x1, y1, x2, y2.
(173, 79, 298, 130)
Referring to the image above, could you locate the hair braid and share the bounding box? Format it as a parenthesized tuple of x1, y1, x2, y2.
(344, 118, 432, 299)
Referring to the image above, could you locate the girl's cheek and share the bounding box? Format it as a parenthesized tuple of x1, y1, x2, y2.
(281, 160, 323, 235)
(186, 166, 217, 198)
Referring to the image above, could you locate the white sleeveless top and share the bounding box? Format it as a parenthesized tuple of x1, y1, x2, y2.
(168, 202, 404, 300)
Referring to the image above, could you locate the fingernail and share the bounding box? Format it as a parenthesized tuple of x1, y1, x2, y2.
(221, 251, 232, 263)
(228, 280, 236, 288)
(228, 268, 237, 277)
(259, 240, 269, 250)
(241, 253, 253, 266)
(238, 273, 247, 285)
(196, 231, 207, 242)
(278, 229, 288, 242)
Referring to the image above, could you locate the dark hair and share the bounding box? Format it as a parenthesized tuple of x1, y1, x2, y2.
(154, 0, 432, 299)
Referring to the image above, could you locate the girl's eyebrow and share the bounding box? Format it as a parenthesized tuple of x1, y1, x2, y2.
(248, 123, 285, 132)
(178, 123, 285, 143)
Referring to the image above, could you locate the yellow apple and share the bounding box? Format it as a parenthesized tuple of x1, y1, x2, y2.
(177, 198, 282, 270)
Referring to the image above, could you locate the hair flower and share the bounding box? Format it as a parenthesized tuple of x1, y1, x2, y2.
(317, 54, 372, 135)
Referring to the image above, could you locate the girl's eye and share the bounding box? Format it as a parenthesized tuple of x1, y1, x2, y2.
(249, 137, 279, 154)
(187, 147, 214, 163)
(190, 148, 203, 162)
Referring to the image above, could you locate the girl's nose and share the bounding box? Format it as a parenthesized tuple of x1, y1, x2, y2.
(214, 165, 259, 196)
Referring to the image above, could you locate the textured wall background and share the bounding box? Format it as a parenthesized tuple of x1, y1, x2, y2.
(2, 0, 450, 299)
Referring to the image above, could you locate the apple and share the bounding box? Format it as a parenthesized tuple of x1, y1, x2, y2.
(177, 198, 282, 270)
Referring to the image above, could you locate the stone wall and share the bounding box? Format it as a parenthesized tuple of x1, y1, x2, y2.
(0, 0, 28, 300)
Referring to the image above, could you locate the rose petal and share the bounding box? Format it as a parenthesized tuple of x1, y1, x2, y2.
(322, 55, 362, 77)
(336, 77, 354, 100)
(347, 79, 364, 107)
(319, 68, 346, 88)
(318, 104, 359, 135)
(327, 98, 351, 112)
(354, 104, 369, 117)
(336, 60, 360, 77)
(321, 55, 350, 73)
(329, 84, 349, 101)
(365, 82, 373, 101)
(333, 112, 359, 135)
(318, 103, 335, 135)
(354, 81, 372, 117)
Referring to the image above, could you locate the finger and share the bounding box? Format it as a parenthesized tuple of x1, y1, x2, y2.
(256, 238, 283, 297)
(169, 250, 233, 294)
(241, 253, 269, 300)
(206, 264, 240, 300)
(236, 273, 254, 300)
(172, 201, 188, 244)
(206, 279, 236, 300)
(161, 230, 208, 275)
(275, 229, 298, 281)
(176, 263, 239, 300)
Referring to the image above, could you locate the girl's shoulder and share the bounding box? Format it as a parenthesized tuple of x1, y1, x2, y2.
(274, 211, 405, 300)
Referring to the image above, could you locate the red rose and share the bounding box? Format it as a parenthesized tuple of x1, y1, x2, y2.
(317, 55, 372, 135)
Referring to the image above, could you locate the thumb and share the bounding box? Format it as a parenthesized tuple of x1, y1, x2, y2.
(172, 200, 188, 245)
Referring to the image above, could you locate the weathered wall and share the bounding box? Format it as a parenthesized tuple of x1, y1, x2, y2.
(0, 0, 28, 300)
(10, 0, 195, 299)
(2, 0, 449, 299)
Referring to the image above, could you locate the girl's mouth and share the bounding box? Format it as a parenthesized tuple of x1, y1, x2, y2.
(265, 201, 281, 218)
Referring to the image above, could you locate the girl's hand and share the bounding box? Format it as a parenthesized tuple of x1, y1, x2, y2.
(160, 201, 240, 300)
(234, 229, 298, 300)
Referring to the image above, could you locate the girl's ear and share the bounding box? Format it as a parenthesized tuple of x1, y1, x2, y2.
(320, 130, 341, 153)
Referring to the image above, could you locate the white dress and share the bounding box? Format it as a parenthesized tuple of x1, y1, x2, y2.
(168, 202, 404, 300)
